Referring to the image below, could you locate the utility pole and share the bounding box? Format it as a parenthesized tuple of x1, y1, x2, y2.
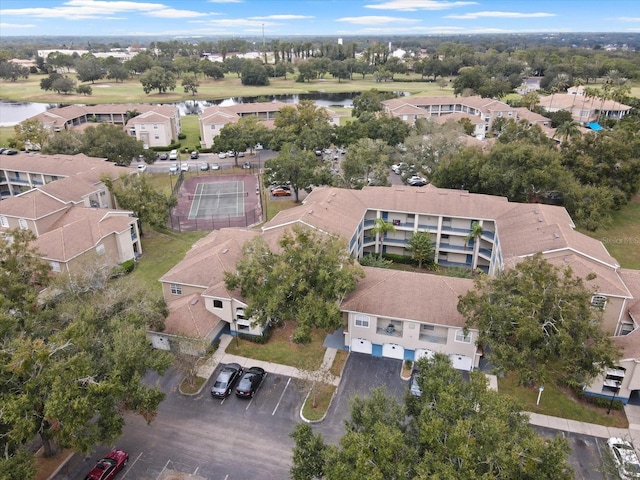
(262, 23, 266, 63)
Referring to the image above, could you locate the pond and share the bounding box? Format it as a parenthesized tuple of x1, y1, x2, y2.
(0, 92, 369, 127)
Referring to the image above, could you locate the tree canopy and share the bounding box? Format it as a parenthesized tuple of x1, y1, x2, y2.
(224, 226, 364, 343)
(291, 354, 574, 480)
(0, 230, 172, 478)
(264, 143, 319, 202)
(458, 253, 619, 387)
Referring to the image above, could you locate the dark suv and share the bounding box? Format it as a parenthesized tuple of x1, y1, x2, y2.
(211, 363, 243, 398)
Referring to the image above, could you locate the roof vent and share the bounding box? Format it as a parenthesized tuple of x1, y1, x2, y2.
(308, 210, 313, 215)
(538, 218, 543, 222)
(554, 233, 560, 239)
(221, 248, 229, 254)
(190, 297, 199, 306)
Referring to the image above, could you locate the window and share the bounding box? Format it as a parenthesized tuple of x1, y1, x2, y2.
(591, 295, 607, 310)
(355, 314, 370, 328)
(18, 218, 28, 230)
(154, 135, 159, 140)
(455, 329, 472, 344)
(96, 244, 105, 255)
(213, 299, 223, 309)
(153, 124, 158, 129)
(141, 125, 145, 129)
(170, 284, 182, 295)
(50, 261, 61, 272)
(620, 323, 635, 336)
(0, 216, 8, 228)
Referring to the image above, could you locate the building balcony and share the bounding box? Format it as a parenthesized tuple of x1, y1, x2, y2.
(441, 225, 472, 235)
(439, 242, 472, 253)
(418, 333, 447, 344)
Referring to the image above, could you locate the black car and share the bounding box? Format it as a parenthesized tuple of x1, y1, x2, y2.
(211, 363, 243, 398)
(190, 151, 199, 159)
(235, 366, 266, 398)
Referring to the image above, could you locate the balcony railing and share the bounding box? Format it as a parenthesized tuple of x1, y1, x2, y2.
(418, 334, 447, 344)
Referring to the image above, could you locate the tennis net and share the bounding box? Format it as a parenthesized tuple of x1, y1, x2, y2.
(189, 191, 248, 200)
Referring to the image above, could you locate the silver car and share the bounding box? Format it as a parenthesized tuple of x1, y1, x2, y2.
(211, 363, 243, 398)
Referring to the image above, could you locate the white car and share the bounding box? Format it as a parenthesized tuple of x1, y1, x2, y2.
(217, 152, 227, 159)
(136, 164, 147, 173)
(607, 437, 640, 480)
(169, 149, 178, 160)
(181, 163, 189, 172)
(169, 163, 179, 174)
(391, 163, 405, 174)
(210, 163, 221, 170)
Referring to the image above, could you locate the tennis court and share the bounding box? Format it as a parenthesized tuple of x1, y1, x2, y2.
(188, 181, 247, 219)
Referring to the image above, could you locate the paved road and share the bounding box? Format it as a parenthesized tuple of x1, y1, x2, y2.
(60, 354, 609, 480)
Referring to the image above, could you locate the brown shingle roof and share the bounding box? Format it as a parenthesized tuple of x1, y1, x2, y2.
(341, 266, 474, 326)
(0, 190, 67, 219)
(164, 293, 221, 338)
(33, 208, 135, 262)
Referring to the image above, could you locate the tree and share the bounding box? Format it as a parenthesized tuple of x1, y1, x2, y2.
(81, 123, 147, 166)
(181, 74, 199, 95)
(105, 63, 129, 82)
(264, 143, 318, 202)
(75, 84, 93, 96)
(241, 59, 269, 86)
(406, 231, 435, 269)
(0, 230, 172, 475)
(458, 253, 619, 387)
(271, 100, 334, 151)
(340, 137, 391, 188)
(328, 60, 349, 83)
(75, 54, 105, 83)
(292, 355, 574, 480)
(371, 218, 395, 259)
(351, 89, 395, 118)
(553, 120, 581, 143)
(290, 424, 326, 480)
(199, 59, 225, 79)
(41, 130, 83, 155)
(51, 76, 76, 94)
(103, 173, 176, 235)
(0, 60, 29, 81)
(13, 119, 50, 151)
(224, 226, 363, 343)
(39, 72, 62, 91)
(140, 66, 176, 94)
(212, 121, 255, 167)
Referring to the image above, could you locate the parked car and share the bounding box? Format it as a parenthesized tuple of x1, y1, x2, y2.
(190, 151, 199, 159)
(1, 148, 18, 155)
(181, 163, 189, 172)
(169, 149, 178, 160)
(235, 366, 266, 398)
(269, 184, 291, 191)
(238, 151, 245, 157)
(199, 162, 209, 171)
(169, 163, 179, 174)
(391, 163, 405, 174)
(85, 449, 129, 480)
(409, 369, 422, 397)
(242, 162, 252, 169)
(217, 152, 227, 159)
(607, 437, 640, 480)
(314, 149, 322, 156)
(408, 175, 427, 187)
(136, 164, 147, 173)
(254, 143, 263, 150)
(271, 187, 292, 197)
(211, 363, 243, 398)
(158, 153, 168, 161)
(210, 162, 221, 170)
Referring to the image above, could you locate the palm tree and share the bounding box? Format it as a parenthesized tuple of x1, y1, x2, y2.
(371, 218, 396, 259)
(554, 73, 571, 92)
(464, 222, 483, 270)
(582, 86, 599, 124)
(597, 83, 613, 124)
(553, 120, 581, 143)
(522, 91, 540, 111)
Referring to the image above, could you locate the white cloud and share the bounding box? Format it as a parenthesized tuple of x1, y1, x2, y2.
(446, 11, 556, 19)
(207, 0, 242, 3)
(147, 8, 208, 19)
(0, 22, 35, 28)
(252, 15, 314, 20)
(337, 16, 421, 25)
(0, 0, 204, 20)
(202, 18, 279, 27)
(613, 17, 640, 22)
(364, 0, 478, 11)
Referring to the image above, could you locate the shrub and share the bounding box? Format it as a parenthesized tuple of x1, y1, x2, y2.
(111, 259, 135, 277)
(382, 252, 416, 265)
(178, 133, 187, 140)
(359, 254, 393, 268)
(238, 327, 273, 344)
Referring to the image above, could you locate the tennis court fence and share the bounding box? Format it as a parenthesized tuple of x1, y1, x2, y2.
(168, 208, 261, 232)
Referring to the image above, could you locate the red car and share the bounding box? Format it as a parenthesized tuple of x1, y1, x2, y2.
(85, 449, 129, 480)
(271, 187, 291, 197)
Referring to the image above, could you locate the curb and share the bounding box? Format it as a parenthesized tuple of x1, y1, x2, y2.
(299, 350, 349, 423)
(46, 451, 76, 480)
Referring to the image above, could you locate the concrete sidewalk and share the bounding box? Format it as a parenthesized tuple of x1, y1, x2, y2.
(199, 334, 640, 448)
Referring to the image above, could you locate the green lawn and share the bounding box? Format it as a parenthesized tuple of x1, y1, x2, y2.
(225, 321, 327, 370)
(583, 195, 640, 269)
(180, 114, 201, 153)
(130, 227, 207, 296)
(0, 71, 454, 105)
(498, 372, 628, 428)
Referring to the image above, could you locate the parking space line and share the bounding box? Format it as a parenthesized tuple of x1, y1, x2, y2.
(272, 378, 291, 416)
(121, 451, 143, 478)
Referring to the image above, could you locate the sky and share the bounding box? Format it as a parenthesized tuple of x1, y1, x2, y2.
(0, 0, 639, 37)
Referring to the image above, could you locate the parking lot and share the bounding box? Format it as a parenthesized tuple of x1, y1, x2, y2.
(61, 353, 609, 480)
